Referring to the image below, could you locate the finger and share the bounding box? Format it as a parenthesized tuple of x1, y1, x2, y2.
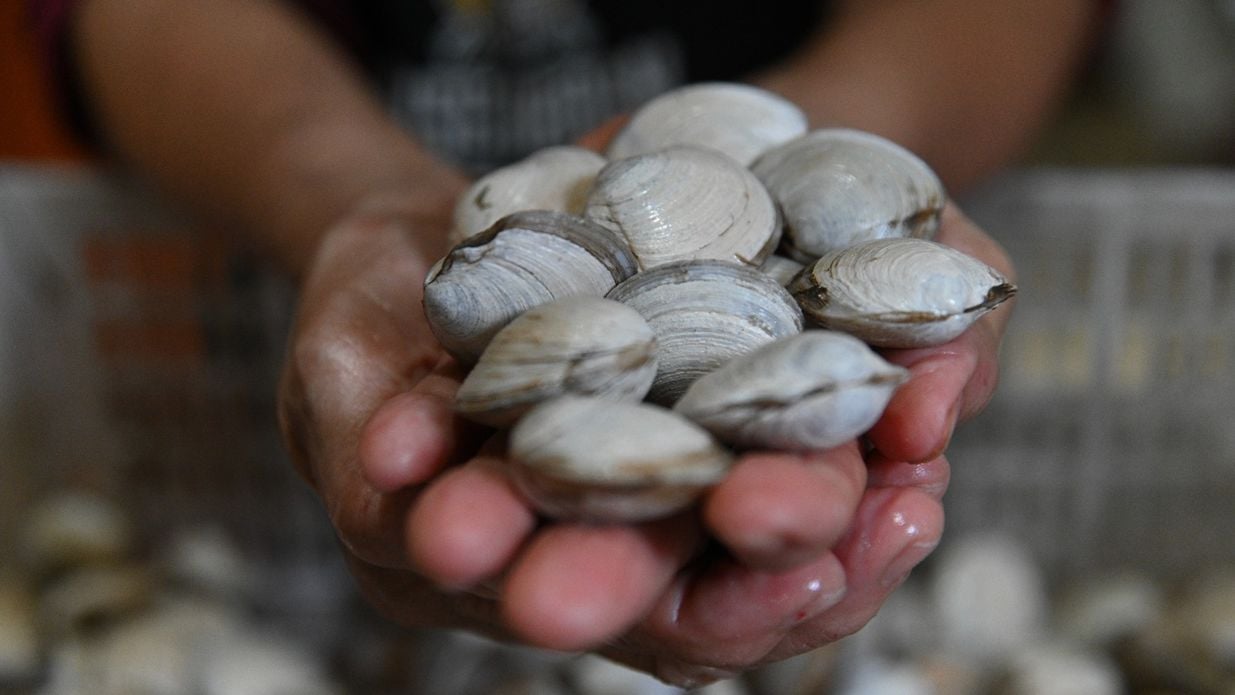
(500, 516, 701, 651)
(866, 452, 951, 502)
(703, 444, 866, 570)
(769, 486, 943, 660)
(931, 203, 1017, 421)
(359, 361, 489, 493)
(407, 454, 537, 589)
(935, 203, 1017, 284)
(661, 551, 847, 664)
(867, 337, 970, 463)
(599, 548, 846, 688)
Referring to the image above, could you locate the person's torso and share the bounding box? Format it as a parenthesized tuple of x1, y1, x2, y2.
(331, 0, 828, 173)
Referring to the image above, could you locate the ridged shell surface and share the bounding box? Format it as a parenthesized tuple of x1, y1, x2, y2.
(508, 396, 734, 521)
(606, 82, 808, 166)
(788, 238, 1016, 347)
(675, 331, 908, 451)
(751, 129, 945, 261)
(607, 260, 804, 404)
(584, 146, 780, 270)
(454, 297, 657, 427)
(423, 210, 638, 364)
(449, 146, 607, 245)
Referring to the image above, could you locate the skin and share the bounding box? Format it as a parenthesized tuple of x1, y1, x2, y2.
(70, 0, 1098, 685)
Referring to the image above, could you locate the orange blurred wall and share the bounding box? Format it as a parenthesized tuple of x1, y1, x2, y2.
(0, 1, 87, 161)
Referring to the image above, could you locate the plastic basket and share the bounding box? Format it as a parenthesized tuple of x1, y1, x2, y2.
(949, 168, 1235, 580)
(0, 165, 349, 619)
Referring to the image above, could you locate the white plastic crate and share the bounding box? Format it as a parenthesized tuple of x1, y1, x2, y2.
(949, 168, 1235, 580)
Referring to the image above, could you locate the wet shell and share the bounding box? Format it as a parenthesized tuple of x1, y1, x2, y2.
(423, 210, 638, 364)
(584, 146, 781, 270)
(788, 238, 1016, 347)
(454, 297, 658, 427)
(751, 128, 945, 261)
(674, 331, 908, 451)
(449, 146, 607, 245)
(508, 396, 734, 522)
(606, 82, 808, 166)
(607, 260, 804, 404)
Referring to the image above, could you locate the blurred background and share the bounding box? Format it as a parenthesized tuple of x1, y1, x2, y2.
(2, 1, 1234, 693)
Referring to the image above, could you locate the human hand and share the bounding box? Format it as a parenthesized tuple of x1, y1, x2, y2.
(277, 185, 1010, 687)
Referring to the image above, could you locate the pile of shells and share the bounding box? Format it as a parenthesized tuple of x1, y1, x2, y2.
(2, 491, 344, 694)
(423, 82, 1016, 522)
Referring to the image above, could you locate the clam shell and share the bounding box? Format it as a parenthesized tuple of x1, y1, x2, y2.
(607, 260, 804, 404)
(606, 82, 808, 166)
(759, 253, 806, 287)
(674, 331, 908, 451)
(788, 238, 1016, 347)
(508, 396, 734, 522)
(584, 146, 781, 270)
(455, 297, 658, 427)
(449, 146, 607, 246)
(423, 210, 638, 364)
(751, 128, 945, 261)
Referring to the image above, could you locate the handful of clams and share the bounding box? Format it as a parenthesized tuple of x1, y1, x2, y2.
(423, 82, 1016, 522)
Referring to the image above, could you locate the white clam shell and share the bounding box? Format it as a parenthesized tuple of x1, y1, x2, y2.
(751, 128, 945, 261)
(22, 492, 132, 573)
(674, 331, 908, 451)
(606, 82, 808, 166)
(449, 146, 607, 245)
(788, 238, 1016, 347)
(759, 253, 806, 287)
(607, 260, 803, 404)
(423, 210, 638, 364)
(455, 297, 658, 427)
(584, 145, 781, 270)
(41, 565, 154, 635)
(508, 396, 734, 521)
(0, 576, 39, 681)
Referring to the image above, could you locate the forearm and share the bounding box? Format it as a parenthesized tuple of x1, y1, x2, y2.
(755, 0, 1101, 192)
(72, 0, 466, 273)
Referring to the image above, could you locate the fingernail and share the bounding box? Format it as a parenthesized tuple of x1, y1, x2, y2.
(881, 533, 940, 588)
(794, 574, 848, 624)
(784, 554, 847, 626)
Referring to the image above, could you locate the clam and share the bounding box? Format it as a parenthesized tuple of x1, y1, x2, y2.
(454, 297, 658, 427)
(607, 260, 804, 404)
(606, 82, 808, 166)
(0, 576, 39, 682)
(674, 331, 908, 451)
(759, 253, 806, 287)
(508, 396, 734, 521)
(423, 210, 639, 364)
(449, 146, 607, 246)
(584, 145, 781, 270)
(788, 238, 1016, 348)
(751, 128, 945, 261)
(22, 491, 132, 574)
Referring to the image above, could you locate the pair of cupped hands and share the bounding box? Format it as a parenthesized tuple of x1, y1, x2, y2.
(276, 127, 1015, 687)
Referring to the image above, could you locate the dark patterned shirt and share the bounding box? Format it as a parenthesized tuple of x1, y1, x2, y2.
(30, 0, 828, 173)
